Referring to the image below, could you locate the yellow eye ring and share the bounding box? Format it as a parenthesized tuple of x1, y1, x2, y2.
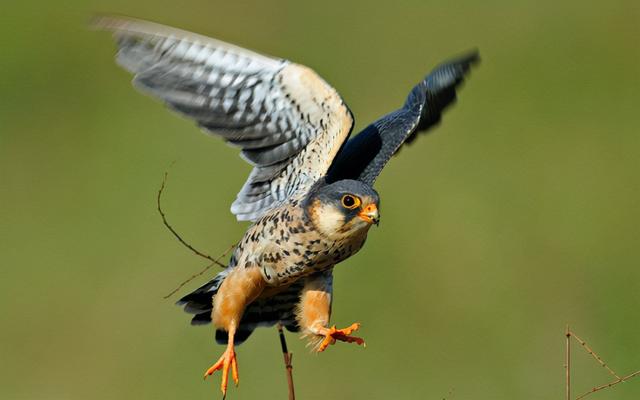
(341, 194, 361, 209)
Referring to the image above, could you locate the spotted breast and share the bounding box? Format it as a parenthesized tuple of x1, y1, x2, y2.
(233, 198, 369, 287)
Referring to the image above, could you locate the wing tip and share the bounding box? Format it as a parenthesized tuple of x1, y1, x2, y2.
(441, 48, 481, 75)
(419, 48, 480, 94)
(458, 48, 481, 66)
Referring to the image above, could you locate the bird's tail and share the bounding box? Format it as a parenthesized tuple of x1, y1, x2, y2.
(176, 269, 301, 345)
(176, 268, 230, 325)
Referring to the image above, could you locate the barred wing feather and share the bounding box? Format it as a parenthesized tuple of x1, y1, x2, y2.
(95, 16, 353, 221)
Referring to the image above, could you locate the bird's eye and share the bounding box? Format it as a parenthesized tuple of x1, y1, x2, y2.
(341, 194, 360, 209)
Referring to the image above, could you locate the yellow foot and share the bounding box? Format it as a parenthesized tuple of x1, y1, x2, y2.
(203, 347, 239, 397)
(317, 322, 366, 352)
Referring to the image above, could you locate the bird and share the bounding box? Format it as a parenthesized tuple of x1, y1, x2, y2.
(95, 15, 478, 397)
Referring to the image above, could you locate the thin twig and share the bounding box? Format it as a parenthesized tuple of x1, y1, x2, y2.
(277, 324, 295, 400)
(575, 370, 640, 400)
(570, 331, 620, 380)
(566, 327, 640, 400)
(157, 170, 226, 267)
(566, 325, 571, 400)
(162, 243, 236, 299)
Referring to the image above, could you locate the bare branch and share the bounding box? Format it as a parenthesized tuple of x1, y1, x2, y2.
(570, 331, 620, 380)
(575, 370, 640, 400)
(157, 169, 226, 267)
(162, 243, 236, 299)
(566, 327, 640, 400)
(566, 325, 571, 400)
(277, 324, 295, 400)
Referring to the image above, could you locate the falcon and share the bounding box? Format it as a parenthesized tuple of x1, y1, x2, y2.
(95, 16, 479, 396)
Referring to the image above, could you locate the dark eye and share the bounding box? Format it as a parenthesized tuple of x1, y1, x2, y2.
(341, 194, 360, 209)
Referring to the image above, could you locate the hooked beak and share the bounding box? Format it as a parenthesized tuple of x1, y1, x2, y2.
(358, 203, 380, 226)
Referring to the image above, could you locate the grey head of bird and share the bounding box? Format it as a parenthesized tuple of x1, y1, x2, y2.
(304, 179, 380, 239)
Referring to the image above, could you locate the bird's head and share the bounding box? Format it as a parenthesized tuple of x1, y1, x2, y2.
(304, 179, 380, 238)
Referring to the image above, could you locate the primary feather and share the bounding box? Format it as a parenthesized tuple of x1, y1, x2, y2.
(94, 16, 354, 221)
(327, 51, 479, 186)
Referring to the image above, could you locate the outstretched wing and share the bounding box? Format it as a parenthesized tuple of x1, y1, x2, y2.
(95, 16, 353, 221)
(327, 51, 479, 186)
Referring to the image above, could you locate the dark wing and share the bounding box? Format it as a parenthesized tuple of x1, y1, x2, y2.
(94, 16, 353, 221)
(326, 51, 479, 186)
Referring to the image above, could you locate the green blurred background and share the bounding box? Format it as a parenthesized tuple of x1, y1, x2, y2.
(2, 1, 639, 399)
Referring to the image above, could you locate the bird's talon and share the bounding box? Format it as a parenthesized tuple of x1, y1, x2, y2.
(203, 347, 239, 396)
(318, 322, 366, 352)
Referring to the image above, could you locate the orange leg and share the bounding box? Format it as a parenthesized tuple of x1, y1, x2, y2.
(206, 267, 265, 397)
(204, 330, 239, 397)
(296, 271, 366, 352)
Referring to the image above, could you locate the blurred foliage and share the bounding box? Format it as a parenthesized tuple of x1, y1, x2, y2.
(1, 1, 640, 399)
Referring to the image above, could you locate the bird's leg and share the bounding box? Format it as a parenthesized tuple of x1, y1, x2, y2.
(205, 267, 265, 396)
(296, 271, 365, 352)
(203, 330, 238, 396)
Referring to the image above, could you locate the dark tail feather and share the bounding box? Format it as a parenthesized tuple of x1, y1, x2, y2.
(216, 327, 255, 345)
(214, 317, 297, 345)
(176, 268, 230, 325)
(177, 269, 303, 345)
(213, 280, 304, 344)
